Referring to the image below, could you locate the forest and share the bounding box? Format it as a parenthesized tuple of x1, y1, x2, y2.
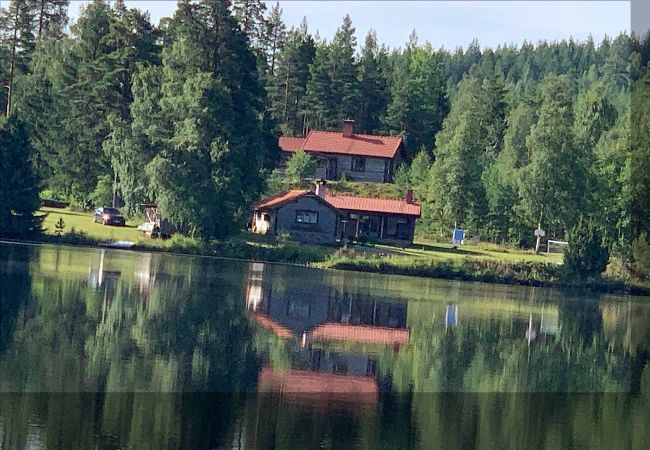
(1, 0, 649, 267)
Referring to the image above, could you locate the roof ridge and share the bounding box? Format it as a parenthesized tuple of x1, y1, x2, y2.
(309, 130, 401, 140)
(326, 192, 418, 204)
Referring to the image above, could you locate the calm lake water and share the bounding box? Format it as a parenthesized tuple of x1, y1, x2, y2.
(1, 242, 649, 449)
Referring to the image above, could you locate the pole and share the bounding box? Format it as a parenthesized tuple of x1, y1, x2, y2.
(535, 211, 543, 255)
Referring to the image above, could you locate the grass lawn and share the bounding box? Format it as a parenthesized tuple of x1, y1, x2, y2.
(361, 240, 563, 265)
(40, 207, 145, 242)
(39, 207, 562, 267)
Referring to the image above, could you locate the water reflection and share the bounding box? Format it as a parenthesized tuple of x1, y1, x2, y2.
(0, 243, 649, 449)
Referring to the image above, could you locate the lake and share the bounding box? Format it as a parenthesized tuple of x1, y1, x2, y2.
(1, 242, 649, 449)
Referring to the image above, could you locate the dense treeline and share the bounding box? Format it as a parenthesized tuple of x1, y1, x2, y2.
(1, 0, 649, 259)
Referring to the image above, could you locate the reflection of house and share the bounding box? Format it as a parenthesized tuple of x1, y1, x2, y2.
(252, 182, 420, 245)
(279, 119, 403, 183)
(257, 348, 379, 409)
(244, 262, 410, 346)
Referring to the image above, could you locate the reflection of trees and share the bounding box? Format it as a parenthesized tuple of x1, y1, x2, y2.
(0, 247, 259, 449)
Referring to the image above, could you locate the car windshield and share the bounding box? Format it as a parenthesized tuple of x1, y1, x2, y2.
(104, 208, 120, 215)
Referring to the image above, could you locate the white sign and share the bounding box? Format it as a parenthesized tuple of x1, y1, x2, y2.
(534, 228, 546, 237)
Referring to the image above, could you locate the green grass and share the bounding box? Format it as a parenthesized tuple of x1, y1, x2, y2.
(371, 240, 564, 265)
(41, 207, 144, 242)
(34, 207, 645, 295)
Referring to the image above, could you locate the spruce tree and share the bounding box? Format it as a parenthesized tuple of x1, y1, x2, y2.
(0, 116, 40, 237)
(357, 30, 389, 134)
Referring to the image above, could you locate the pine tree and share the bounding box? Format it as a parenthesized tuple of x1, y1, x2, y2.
(384, 43, 448, 160)
(0, 116, 40, 237)
(0, 0, 37, 116)
(303, 41, 335, 130)
(357, 30, 389, 134)
(261, 2, 285, 76)
(269, 20, 315, 135)
(35, 0, 69, 39)
(329, 15, 359, 122)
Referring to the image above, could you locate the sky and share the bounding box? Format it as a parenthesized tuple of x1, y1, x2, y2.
(67, 1, 634, 50)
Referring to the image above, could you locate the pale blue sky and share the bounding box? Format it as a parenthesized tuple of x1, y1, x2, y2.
(68, 1, 631, 50)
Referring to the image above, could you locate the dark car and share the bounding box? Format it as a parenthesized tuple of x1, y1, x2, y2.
(93, 207, 126, 226)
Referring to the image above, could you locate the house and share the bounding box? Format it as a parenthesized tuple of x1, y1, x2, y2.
(252, 182, 421, 245)
(278, 119, 403, 183)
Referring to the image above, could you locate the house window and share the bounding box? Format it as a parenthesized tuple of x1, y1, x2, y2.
(295, 210, 319, 224)
(385, 217, 410, 239)
(288, 300, 310, 319)
(351, 157, 366, 172)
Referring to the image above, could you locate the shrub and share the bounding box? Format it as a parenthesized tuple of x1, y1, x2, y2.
(285, 151, 316, 182)
(89, 175, 115, 209)
(564, 216, 609, 279)
(631, 233, 650, 280)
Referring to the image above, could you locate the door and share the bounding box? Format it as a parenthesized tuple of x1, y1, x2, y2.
(327, 158, 338, 180)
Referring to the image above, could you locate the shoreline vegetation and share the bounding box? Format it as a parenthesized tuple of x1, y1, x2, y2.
(9, 208, 649, 297)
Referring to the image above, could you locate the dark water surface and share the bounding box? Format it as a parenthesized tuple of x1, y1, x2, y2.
(1, 243, 649, 449)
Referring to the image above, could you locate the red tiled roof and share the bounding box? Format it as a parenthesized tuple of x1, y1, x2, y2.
(254, 190, 308, 209)
(248, 311, 295, 339)
(310, 324, 410, 346)
(279, 136, 306, 152)
(255, 190, 421, 217)
(325, 193, 421, 217)
(282, 131, 401, 158)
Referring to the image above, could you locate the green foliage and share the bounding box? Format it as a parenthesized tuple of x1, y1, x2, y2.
(284, 150, 316, 182)
(0, 116, 41, 238)
(89, 175, 114, 208)
(631, 233, 650, 280)
(564, 216, 610, 279)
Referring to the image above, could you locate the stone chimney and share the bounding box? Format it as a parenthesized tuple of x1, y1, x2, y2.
(342, 119, 355, 138)
(315, 179, 327, 198)
(406, 189, 414, 204)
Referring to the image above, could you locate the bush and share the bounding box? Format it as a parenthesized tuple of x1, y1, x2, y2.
(631, 233, 650, 280)
(89, 175, 114, 209)
(285, 151, 316, 182)
(564, 216, 609, 279)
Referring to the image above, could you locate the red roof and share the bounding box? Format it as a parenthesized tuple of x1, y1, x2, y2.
(248, 311, 294, 339)
(279, 136, 306, 152)
(325, 193, 421, 217)
(255, 190, 421, 217)
(310, 323, 410, 346)
(281, 131, 401, 158)
(254, 190, 307, 209)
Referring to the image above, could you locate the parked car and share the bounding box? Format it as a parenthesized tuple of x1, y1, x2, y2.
(93, 207, 126, 226)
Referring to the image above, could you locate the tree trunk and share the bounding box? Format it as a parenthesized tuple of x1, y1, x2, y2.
(6, 5, 19, 117)
(38, 0, 45, 38)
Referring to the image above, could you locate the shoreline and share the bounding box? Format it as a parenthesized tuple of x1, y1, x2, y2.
(2, 236, 648, 298)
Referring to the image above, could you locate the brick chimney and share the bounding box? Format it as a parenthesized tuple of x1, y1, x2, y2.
(342, 119, 355, 138)
(315, 179, 327, 198)
(406, 189, 414, 204)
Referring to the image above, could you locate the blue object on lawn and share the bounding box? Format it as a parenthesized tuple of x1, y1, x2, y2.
(452, 229, 465, 246)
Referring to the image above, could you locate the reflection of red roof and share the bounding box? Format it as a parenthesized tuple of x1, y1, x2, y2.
(281, 131, 401, 158)
(254, 190, 307, 209)
(325, 194, 421, 217)
(259, 368, 378, 395)
(248, 311, 294, 339)
(279, 136, 306, 152)
(311, 324, 410, 346)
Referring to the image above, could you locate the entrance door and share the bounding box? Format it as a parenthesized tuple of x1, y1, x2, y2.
(327, 158, 338, 180)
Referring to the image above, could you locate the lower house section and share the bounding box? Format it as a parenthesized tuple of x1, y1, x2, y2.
(252, 191, 339, 245)
(338, 212, 416, 245)
(252, 187, 420, 246)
